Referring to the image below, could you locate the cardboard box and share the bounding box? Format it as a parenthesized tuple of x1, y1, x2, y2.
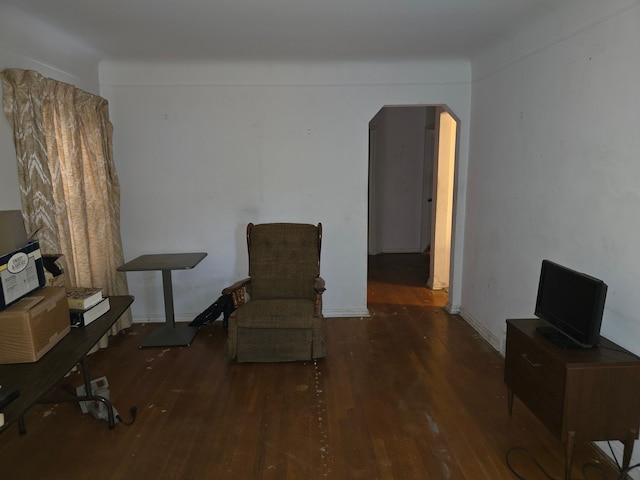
(0, 241, 46, 311)
(0, 210, 28, 256)
(0, 286, 70, 364)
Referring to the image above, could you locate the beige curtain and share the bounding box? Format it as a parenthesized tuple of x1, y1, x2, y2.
(1, 69, 131, 346)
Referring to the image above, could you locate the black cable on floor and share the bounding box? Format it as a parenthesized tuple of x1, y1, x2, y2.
(116, 406, 137, 426)
(506, 446, 556, 480)
(618, 462, 640, 479)
(505, 444, 640, 480)
(505, 446, 610, 480)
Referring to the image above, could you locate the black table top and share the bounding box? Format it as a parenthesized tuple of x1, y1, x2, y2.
(117, 253, 207, 272)
(0, 295, 134, 431)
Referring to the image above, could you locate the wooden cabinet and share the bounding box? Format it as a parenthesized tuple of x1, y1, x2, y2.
(505, 318, 640, 480)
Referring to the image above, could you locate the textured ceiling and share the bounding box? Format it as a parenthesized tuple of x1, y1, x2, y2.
(1, 0, 560, 62)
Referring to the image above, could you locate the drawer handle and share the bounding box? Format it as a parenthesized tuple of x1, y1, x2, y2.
(521, 353, 541, 367)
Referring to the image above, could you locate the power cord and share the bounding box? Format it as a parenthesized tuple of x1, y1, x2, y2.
(606, 440, 640, 480)
(505, 445, 640, 480)
(608, 442, 622, 471)
(116, 406, 137, 426)
(619, 463, 640, 479)
(506, 447, 556, 479)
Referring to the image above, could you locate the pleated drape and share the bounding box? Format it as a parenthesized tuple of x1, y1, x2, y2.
(1, 69, 131, 346)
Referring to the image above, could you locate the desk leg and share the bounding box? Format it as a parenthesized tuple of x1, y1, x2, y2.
(622, 429, 637, 473)
(507, 388, 513, 415)
(565, 431, 575, 480)
(39, 357, 116, 429)
(78, 357, 115, 429)
(139, 269, 198, 348)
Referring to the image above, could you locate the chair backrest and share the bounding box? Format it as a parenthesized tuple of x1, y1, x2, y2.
(248, 222, 321, 300)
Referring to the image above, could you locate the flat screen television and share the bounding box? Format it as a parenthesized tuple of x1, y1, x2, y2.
(534, 260, 607, 349)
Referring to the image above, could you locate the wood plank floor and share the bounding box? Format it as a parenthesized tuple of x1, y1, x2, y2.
(0, 253, 624, 479)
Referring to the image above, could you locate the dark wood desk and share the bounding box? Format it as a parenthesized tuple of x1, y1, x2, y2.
(118, 253, 207, 348)
(0, 295, 134, 433)
(505, 318, 640, 480)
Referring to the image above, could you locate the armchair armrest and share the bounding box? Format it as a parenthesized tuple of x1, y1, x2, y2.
(314, 276, 326, 294)
(222, 277, 251, 308)
(313, 276, 326, 316)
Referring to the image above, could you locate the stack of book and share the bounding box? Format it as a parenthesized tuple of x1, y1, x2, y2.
(66, 287, 110, 327)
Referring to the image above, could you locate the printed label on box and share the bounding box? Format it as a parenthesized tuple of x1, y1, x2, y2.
(1, 249, 43, 305)
(7, 252, 29, 273)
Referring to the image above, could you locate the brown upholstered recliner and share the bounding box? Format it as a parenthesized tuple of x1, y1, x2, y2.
(223, 222, 327, 362)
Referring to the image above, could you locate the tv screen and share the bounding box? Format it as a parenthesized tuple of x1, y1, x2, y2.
(534, 260, 607, 348)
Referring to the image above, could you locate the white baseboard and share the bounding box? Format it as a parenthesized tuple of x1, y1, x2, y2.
(444, 301, 460, 315)
(132, 309, 372, 324)
(132, 313, 197, 324)
(323, 308, 371, 318)
(458, 307, 504, 355)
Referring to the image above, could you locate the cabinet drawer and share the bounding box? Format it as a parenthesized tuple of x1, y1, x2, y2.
(505, 323, 566, 436)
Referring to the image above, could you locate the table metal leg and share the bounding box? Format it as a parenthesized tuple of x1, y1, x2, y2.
(38, 356, 116, 429)
(162, 269, 175, 328)
(139, 269, 198, 348)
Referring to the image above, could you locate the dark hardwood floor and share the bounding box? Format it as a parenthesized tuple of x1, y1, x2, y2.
(0, 254, 624, 479)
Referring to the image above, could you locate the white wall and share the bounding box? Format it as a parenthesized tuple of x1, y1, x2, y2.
(466, 0, 640, 355)
(0, 3, 472, 322)
(99, 60, 471, 321)
(0, 5, 100, 210)
(369, 106, 432, 254)
(466, 1, 640, 474)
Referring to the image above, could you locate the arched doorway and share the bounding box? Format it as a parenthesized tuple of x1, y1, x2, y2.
(367, 105, 459, 298)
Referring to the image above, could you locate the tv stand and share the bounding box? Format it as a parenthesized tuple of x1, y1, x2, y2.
(505, 318, 640, 480)
(535, 325, 583, 350)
